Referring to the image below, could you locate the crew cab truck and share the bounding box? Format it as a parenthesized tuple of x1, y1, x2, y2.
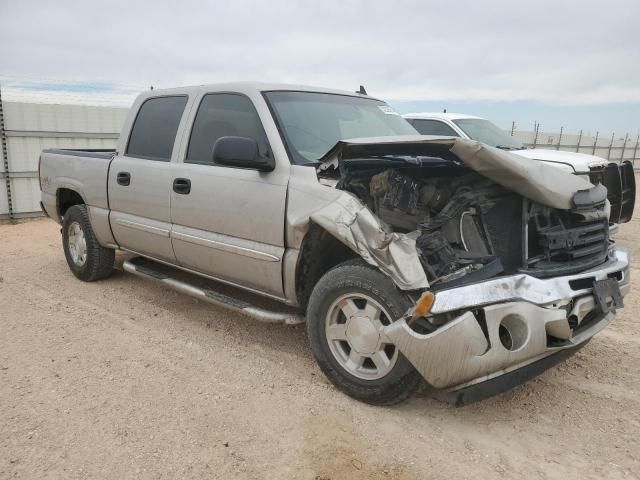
(40, 83, 633, 406)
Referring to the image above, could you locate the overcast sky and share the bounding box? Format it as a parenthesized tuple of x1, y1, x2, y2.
(1, 0, 639, 134)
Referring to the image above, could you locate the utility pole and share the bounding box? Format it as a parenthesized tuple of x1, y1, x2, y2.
(592, 131, 599, 155)
(575, 129, 582, 153)
(0, 82, 13, 220)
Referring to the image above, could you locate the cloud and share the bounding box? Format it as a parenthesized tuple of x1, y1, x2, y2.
(1, 0, 639, 105)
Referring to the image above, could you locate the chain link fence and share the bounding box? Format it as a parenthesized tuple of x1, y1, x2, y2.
(511, 122, 640, 168)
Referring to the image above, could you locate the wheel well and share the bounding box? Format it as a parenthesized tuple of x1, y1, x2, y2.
(57, 188, 84, 219)
(295, 224, 357, 312)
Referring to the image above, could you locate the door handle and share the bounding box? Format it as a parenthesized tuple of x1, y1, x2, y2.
(173, 178, 191, 195)
(116, 171, 131, 186)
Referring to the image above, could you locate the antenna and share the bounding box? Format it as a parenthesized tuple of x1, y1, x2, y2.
(443, 108, 447, 113)
(357, 85, 368, 95)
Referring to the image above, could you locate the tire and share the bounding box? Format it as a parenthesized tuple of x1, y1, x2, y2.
(62, 204, 115, 282)
(307, 259, 422, 405)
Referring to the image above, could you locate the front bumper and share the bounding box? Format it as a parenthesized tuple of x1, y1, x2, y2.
(447, 341, 590, 406)
(382, 248, 630, 393)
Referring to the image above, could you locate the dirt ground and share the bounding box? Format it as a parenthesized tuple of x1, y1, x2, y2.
(1, 205, 639, 480)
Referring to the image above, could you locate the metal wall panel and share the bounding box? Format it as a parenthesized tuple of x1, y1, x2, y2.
(0, 180, 7, 214)
(11, 178, 41, 214)
(3, 102, 128, 134)
(0, 101, 127, 218)
(6, 136, 117, 172)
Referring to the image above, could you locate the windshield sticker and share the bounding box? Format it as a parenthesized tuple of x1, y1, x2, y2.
(378, 105, 400, 115)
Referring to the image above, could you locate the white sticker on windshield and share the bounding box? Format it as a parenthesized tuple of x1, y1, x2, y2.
(378, 105, 400, 115)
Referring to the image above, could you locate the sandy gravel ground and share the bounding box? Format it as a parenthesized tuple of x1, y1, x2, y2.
(1, 197, 639, 479)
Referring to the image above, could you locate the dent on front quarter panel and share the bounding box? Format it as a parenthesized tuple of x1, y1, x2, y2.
(286, 166, 430, 291)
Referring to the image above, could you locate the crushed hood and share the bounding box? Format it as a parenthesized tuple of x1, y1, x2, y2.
(319, 136, 603, 211)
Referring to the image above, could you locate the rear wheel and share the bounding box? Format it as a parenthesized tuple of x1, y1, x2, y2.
(62, 205, 114, 282)
(307, 260, 422, 405)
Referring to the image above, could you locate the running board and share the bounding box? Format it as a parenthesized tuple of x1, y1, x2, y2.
(122, 258, 304, 325)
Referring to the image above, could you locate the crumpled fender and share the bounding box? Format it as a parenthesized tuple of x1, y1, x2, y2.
(309, 193, 428, 290)
(287, 166, 429, 290)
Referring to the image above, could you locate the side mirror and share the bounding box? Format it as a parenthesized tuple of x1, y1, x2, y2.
(212, 136, 274, 172)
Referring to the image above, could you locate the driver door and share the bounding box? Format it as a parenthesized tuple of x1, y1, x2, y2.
(170, 93, 289, 296)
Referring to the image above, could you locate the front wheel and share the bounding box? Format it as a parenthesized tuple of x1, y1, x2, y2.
(306, 260, 422, 405)
(62, 204, 115, 282)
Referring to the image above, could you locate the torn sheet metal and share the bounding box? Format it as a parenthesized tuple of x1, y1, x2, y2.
(287, 166, 429, 291)
(309, 192, 429, 290)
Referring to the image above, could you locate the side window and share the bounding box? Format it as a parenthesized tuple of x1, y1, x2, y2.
(186, 93, 269, 165)
(126, 96, 188, 161)
(410, 119, 459, 137)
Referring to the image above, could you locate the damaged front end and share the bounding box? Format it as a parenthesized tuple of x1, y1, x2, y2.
(313, 137, 631, 399)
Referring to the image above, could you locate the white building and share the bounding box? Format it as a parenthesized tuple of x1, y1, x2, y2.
(0, 101, 128, 219)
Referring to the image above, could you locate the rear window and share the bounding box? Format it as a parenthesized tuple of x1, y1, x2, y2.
(409, 119, 459, 137)
(126, 96, 188, 161)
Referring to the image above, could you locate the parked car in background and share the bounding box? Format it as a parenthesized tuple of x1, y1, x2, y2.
(404, 113, 635, 224)
(39, 83, 633, 406)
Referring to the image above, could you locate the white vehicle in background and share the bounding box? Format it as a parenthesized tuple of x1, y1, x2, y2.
(404, 112, 635, 224)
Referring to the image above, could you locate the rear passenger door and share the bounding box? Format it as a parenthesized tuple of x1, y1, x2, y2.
(170, 93, 289, 297)
(108, 95, 188, 262)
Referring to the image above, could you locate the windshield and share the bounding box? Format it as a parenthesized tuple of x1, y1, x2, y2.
(453, 118, 523, 149)
(264, 91, 418, 164)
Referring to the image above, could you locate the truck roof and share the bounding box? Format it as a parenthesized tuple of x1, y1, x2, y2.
(403, 112, 484, 121)
(139, 81, 382, 101)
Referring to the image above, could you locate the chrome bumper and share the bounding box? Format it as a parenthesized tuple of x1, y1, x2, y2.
(382, 248, 630, 390)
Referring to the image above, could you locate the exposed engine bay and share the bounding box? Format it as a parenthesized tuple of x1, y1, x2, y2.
(318, 153, 612, 292)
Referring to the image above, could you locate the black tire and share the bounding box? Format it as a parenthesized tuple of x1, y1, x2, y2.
(307, 259, 422, 405)
(62, 204, 115, 282)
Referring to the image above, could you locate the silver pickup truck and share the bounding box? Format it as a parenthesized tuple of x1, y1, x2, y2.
(39, 82, 635, 406)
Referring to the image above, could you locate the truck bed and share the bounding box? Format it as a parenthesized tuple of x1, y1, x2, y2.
(40, 149, 117, 221)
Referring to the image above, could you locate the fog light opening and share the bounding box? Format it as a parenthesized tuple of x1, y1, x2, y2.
(498, 315, 529, 351)
(499, 324, 513, 350)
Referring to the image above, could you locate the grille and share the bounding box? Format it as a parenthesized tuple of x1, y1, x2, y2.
(589, 161, 635, 223)
(523, 206, 609, 278)
(536, 220, 608, 261)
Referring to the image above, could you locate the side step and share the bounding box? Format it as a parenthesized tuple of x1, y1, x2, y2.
(122, 258, 304, 325)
